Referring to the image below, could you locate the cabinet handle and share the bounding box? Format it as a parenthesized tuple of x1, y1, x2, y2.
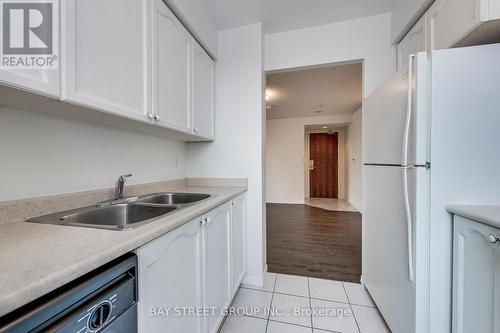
(205, 217, 210, 224)
(154, 114, 160, 121)
(488, 234, 499, 244)
(193, 128, 199, 133)
(147, 113, 154, 120)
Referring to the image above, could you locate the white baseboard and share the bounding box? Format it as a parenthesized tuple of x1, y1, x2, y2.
(242, 267, 266, 287)
(243, 275, 264, 287)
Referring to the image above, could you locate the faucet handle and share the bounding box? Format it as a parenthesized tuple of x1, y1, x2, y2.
(119, 174, 133, 180)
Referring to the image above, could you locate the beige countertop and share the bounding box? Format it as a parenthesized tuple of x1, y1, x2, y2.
(0, 185, 246, 317)
(446, 204, 500, 229)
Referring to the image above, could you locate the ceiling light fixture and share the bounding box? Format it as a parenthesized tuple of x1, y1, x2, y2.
(322, 126, 328, 129)
(265, 89, 273, 101)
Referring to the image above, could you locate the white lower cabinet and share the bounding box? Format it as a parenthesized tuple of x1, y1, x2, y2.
(452, 216, 500, 333)
(137, 218, 204, 333)
(137, 199, 245, 333)
(230, 195, 246, 296)
(203, 203, 232, 333)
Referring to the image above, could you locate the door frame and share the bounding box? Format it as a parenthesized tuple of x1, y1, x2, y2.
(304, 127, 347, 199)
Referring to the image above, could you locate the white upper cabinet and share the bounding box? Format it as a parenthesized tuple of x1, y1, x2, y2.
(397, 14, 428, 71)
(230, 195, 246, 296)
(0, 1, 60, 98)
(203, 203, 231, 333)
(428, 0, 500, 50)
(0, 68, 59, 99)
(152, 0, 191, 132)
(61, 0, 150, 122)
(192, 42, 215, 139)
(1, 0, 215, 140)
(137, 218, 204, 333)
(398, 0, 500, 56)
(452, 216, 500, 333)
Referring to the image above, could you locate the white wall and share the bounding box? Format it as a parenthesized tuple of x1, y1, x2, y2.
(265, 13, 395, 98)
(346, 108, 363, 211)
(391, 0, 434, 43)
(0, 108, 186, 202)
(186, 24, 266, 286)
(165, 0, 218, 57)
(266, 115, 352, 204)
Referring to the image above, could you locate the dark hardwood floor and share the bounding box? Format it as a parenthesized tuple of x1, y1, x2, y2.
(267, 203, 362, 283)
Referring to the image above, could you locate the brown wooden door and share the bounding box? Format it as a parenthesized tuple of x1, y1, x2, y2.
(309, 132, 338, 198)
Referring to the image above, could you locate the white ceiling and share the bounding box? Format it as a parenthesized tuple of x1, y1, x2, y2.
(266, 63, 362, 119)
(199, 0, 394, 34)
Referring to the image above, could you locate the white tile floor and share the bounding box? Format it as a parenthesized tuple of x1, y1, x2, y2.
(221, 272, 391, 333)
(304, 198, 358, 212)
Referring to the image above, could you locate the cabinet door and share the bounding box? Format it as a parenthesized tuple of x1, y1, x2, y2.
(152, 0, 191, 132)
(62, 0, 149, 122)
(428, 0, 482, 50)
(453, 216, 500, 333)
(192, 42, 215, 139)
(0, 1, 59, 98)
(0, 69, 59, 99)
(397, 14, 427, 71)
(230, 195, 246, 296)
(203, 203, 231, 333)
(137, 219, 204, 333)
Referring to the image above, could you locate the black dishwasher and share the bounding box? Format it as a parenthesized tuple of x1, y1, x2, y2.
(0, 253, 137, 333)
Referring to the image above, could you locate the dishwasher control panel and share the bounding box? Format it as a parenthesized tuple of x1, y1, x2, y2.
(52, 274, 136, 332)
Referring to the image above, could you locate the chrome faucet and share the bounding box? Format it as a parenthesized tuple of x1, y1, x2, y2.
(116, 174, 132, 200)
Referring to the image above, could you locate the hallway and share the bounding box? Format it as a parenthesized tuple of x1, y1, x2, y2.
(266, 203, 362, 282)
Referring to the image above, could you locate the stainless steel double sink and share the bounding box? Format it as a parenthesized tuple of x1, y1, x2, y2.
(27, 193, 212, 230)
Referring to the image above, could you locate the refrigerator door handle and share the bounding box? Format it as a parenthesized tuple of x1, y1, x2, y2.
(403, 166, 415, 284)
(402, 54, 415, 166)
(403, 54, 415, 284)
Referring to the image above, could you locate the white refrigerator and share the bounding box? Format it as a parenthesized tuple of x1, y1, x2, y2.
(363, 43, 500, 333)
